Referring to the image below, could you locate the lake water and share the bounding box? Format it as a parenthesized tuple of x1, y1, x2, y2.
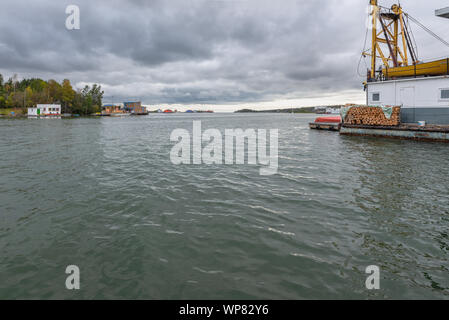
(0, 113, 448, 299)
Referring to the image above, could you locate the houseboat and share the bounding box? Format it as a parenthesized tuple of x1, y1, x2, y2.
(28, 104, 61, 117)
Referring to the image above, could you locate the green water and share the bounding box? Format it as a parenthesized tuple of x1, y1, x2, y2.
(0, 114, 448, 299)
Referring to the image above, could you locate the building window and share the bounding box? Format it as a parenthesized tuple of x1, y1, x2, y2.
(440, 89, 449, 100)
(372, 92, 380, 102)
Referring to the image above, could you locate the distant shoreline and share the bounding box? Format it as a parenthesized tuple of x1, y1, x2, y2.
(234, 106, 342, 113)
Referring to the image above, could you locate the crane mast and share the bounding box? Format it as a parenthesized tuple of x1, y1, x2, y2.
(365, 0, 418, 80)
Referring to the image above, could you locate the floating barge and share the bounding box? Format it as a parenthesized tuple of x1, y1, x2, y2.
(310, 1, 449, 143)
(309, 122, 341, 131)
(311, 121, 449, 142)
(309, 116, 341, 131)
(309, 108, 449, 142)
(340, 124, 449, 142)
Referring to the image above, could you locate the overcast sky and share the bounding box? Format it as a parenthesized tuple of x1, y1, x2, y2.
(1, 0, 448, 111)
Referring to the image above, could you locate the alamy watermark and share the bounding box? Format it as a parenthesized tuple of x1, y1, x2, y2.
(365, 265, 380, 290)
(65, 5, 80, 30)
(170, 121, 278, 176)
(65, 265, 80, 290)
(63, 263, 378, 291)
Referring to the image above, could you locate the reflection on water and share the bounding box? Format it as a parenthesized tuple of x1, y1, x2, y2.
(0, 114, 448, 299)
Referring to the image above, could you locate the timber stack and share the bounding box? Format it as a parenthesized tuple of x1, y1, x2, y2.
(343, 106, 401, 126)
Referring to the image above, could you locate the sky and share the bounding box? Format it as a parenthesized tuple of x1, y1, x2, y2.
(0, 0, 448, 112)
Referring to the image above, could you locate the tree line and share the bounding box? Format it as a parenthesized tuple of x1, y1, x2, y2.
(0, 74, 104, 115)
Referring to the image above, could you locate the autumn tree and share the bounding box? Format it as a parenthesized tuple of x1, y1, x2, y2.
(61, 79, 75, 113)
(47, 80, 62, 103)
(6, 92, 15, 108)
(0, 74, 104, 113)
(0, 74, 4, 108)
(24, 87, 33, 108)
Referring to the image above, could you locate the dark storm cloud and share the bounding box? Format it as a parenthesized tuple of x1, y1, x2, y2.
(0, 0, 448, 106)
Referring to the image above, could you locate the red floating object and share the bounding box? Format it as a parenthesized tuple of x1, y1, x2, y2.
(314, 116, 341, 123)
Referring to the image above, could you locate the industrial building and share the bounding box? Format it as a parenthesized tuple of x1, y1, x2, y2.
(123, 101, 147, 115)
(102, 104, 123, 115)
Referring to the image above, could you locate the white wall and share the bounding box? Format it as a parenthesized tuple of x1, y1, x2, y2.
(28, 104, 61, 116)
(367, 77, 449, 108)
(37, 104, 61, 114)
(28, 108, 38, 116)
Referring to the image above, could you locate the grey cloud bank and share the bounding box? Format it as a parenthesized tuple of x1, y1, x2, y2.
(1, 0, 448, 110)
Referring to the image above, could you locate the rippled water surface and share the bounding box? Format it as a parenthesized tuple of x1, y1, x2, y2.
(0, 113, 448, 299)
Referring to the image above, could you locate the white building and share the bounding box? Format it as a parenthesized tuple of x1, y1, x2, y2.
(326, 107, 340, 114)
(28, 104, 61, 117)
(366, 76, 449, 124)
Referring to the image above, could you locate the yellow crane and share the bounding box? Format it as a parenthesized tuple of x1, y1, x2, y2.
(363, 0, 449, 80)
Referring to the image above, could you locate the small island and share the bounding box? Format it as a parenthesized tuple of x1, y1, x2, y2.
(235, 106, 344, 114)
(0, 73, 104, 117)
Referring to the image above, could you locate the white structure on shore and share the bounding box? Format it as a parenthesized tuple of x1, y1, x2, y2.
(28, 104, 61, 117)
(326, 107, 340, 114)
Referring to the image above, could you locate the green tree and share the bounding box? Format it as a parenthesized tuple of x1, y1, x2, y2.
(24, 86, 33, 108)
(6, 93, 15, 108)
(13, 91, 24, 108)
(61, 79, 75, 113)
(47, 80, 62, 103)
(29, 78, 47, 93)
(0, 74, 104, 114)
(78, 84, 104, 115)
(0, 74, 4, 108)
(89, 84, 104, 109)
(71, 91, 84, 115)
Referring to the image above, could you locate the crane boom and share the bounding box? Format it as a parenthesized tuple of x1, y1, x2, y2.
(364, 1, 449, 80)
(365, 1, 417, 80)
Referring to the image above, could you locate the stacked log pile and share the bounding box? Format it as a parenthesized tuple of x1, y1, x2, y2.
(344, 106, 401, 126)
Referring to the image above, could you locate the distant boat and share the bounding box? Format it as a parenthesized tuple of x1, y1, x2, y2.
(164, 109, 173, 113)
(186, 110, 194, 113)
